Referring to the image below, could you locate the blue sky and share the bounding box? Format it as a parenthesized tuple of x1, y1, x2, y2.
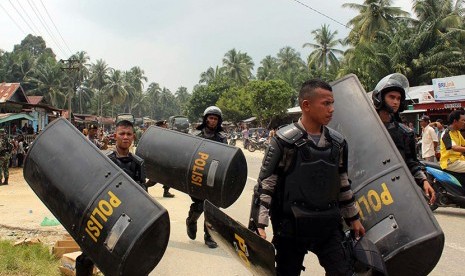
(1, 0, 413, 92)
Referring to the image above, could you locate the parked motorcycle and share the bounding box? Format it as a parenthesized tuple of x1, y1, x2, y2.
(228, 133, 240, 146)
(421, 160, 465, 211)
(247, 137, 268, 152)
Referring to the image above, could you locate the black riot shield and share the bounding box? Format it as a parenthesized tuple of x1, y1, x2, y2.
(136, 126, 247, 208)
(328, 74, 444, 276)
(204, 200, 276, 276)
(23, 118, 170, 276)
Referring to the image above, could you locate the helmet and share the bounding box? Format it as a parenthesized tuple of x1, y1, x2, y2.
(203, 106, 223, 118)
(372, 73, 409, 113)
(197, 106, 223, 131)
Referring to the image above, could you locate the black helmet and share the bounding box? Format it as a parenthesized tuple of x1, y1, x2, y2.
(372, 73, 409, 113)
(197, 106, 223, 131)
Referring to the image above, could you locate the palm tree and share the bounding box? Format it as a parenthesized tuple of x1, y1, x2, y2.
(123, 67, 147, 113)
(276, 47, 304, 72)
(89, 59, 110, 117)
(257, 55, 279, 81)
(343, 0, 410, 43)
(199, 66, 224, 84)
(26, 57, 66, 108)
(303, 24, 344, 77)
(175, 86, 191, 115)
(69, 51, 90, 113)
(222, 49, 254, 85)
(146, 82, 161, 119)
(104, 69, 128, 116)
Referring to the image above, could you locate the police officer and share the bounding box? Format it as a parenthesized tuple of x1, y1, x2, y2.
(76, 120, 147, 275)
(0, 129, 12, 185)
(186, 106, 227, 248)
(249, 79, 365, 275)
(87, 124, 108, 150)
(372, 73, 436, 204)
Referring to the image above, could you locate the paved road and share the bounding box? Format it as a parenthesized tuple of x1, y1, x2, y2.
(150, 143, 465, 275)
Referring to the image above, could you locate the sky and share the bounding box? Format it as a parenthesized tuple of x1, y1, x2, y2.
(1, 0, 414, 93)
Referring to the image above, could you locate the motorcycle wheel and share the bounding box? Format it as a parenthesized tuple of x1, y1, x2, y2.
(248, 144, 256, 152)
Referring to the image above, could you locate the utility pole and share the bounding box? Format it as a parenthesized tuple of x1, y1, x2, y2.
(59, 59, 80, 122)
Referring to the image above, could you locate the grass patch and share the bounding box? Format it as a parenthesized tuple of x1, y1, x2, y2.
(0, 239, 61, 276)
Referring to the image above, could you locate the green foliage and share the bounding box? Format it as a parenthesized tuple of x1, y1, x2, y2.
(186, 78, 232, 122)
(217, 86, 253, 122)
(0, 240, 61, 276)
(2, 1, 465, 123)
(246, 80, 295, 125)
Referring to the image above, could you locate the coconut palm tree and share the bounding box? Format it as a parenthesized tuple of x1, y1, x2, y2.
(257, 55, 279, 81)
(222, 49, 254, 85)
(199, 66, 224, 84)
(146, 82, 162, 119)
(343, 0, 410, 43)
(276, 46, 305, 72)
(124, 67, 147, 113)
(89, 59, 110, 116)
(303, 24, 344, 77)
(26, 57, 67, 107)
(104, 69, 129, 116)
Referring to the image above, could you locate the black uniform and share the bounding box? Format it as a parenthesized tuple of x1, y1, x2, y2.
(384, 119, 427, 187)
(250, 122, 360, 276)
(76, 151, 147, 276)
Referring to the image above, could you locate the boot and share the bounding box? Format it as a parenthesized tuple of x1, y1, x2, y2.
(163, 187, 175, 198)
(186, 210, 202, 240)
(3, 177, 8, 185)
(204, 233, 218, 249)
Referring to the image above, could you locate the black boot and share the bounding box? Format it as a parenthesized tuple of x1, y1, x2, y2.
(163, 187, 175, 198)
(3, 177, 8, 185)
(186, 210, 202, 240)
(204, 233, 218, 249)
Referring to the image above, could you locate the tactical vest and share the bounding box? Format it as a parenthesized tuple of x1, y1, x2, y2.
(107, 151, 146, 191)
(197, 129, 227, 144)
(385, 121, 411, 161)
(277, 124, 343, 215)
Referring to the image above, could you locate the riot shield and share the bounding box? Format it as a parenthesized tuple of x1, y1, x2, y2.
(136, 126, 247, 208)
(328, 74, 444, 275)
(204, 200, 276, 276)
(23, 118, 170, 276)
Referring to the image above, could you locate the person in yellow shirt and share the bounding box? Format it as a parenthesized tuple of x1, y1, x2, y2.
(440, 110, 465, 172)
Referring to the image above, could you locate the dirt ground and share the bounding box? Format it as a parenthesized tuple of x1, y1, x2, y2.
(0, 166, 67, 246)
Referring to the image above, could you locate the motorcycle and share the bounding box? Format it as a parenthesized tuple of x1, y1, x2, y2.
(247, 137, 268, 152)
(228, 132, 240, 146)
(421, 160, 465, 211)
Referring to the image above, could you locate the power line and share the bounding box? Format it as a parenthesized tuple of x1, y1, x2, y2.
(27, 0, 69, 57)
(8, 0, 37, 36)
(0, 2, 26, 35)
(16, 0, 40, 35)
(290, 0, 355, 32)
(39, 0, 73, 55)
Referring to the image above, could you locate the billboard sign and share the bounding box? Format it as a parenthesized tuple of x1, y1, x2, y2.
(433, 75, 465, 101)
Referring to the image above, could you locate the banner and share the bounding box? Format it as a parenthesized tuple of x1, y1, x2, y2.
(433, 75, 465, 101)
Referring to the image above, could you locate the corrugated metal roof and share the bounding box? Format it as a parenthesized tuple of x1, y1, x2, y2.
(0, 83, 21, 103)
(27, 96, 44, 105)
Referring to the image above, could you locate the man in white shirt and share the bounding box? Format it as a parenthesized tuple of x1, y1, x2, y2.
(419, 115, 438, 162)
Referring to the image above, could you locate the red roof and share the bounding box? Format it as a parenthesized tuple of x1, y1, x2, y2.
(27, 96, 44, 105)
(0, 83, 21, 103)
